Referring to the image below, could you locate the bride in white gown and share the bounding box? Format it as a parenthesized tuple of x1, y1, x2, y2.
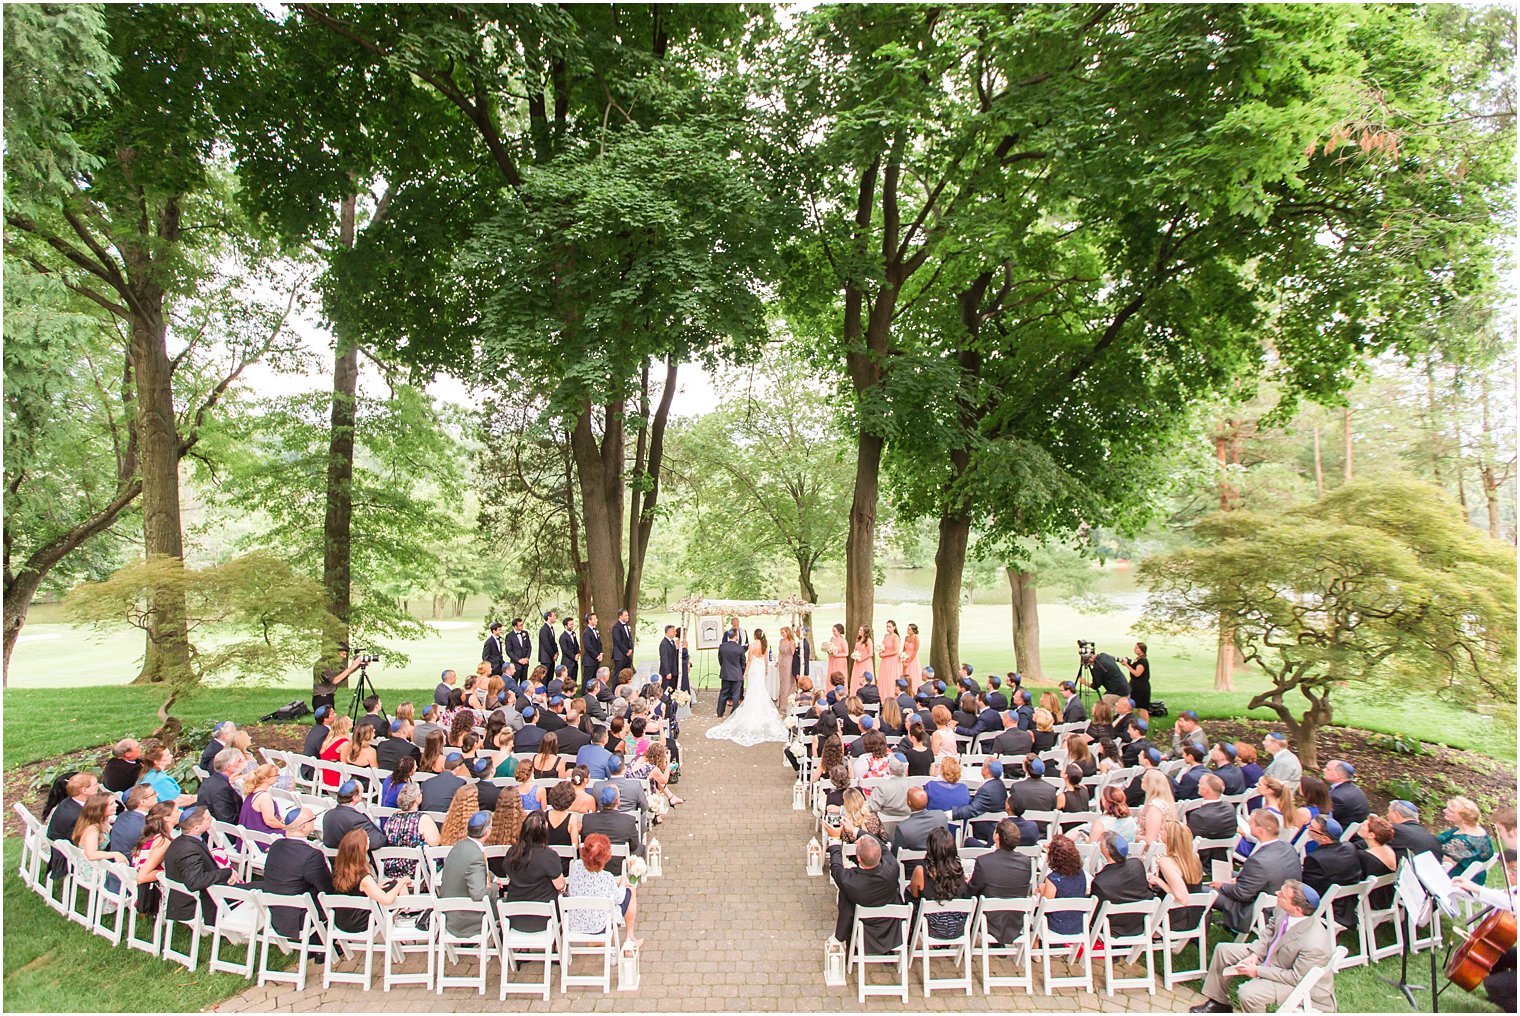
(705, 628, 789, 746)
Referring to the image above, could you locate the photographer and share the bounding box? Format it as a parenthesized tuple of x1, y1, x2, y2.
(1120, 642, 1152, 712)
(1080, 645, 1129, 708)
(313, 642, 362, 714)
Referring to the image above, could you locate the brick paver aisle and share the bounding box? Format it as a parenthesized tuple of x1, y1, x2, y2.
(214, 708, 1202, 1012)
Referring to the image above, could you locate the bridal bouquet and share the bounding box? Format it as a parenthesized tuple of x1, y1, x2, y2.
(625, 856, 648, 887)
(671, 689, 692, 707)
(850, 650, 862, 662)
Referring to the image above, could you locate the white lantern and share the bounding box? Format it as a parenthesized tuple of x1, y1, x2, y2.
(806, 836, 824, 877)
(823, 937, 847, 986)
(792, 780, 806, 810)
(619, 942, 641, 990)
(647, 837, 663, 878)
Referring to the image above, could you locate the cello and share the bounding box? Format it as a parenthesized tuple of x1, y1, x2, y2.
(1444, 827, 1516, 994)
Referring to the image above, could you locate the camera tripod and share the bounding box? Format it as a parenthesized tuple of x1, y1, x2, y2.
(1074, 654, 1097, 711)
(345, 663, 388, 728)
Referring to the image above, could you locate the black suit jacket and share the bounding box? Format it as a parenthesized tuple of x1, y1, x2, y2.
(1185, 800, 1238, 839)
(475, 778, 501, 813)
(988, 728, 1034, 757)
(556, 724, 591, 753)
(829, 844, 904, 953)
(1176, 764, 1209, 801)
(658, 637, 680, 684)
(537, 623, 558, 669)
(483, 634, 505, 675)
(1011, 778, 1057, 818)
(1061, 696, 1087, 724)
(1389, 821, 1441, 859)
(196, 772, 243, 825)
(1091, 858, 1153, 936)
(717, 640, 745, 683)
(582, 626, 603, 678)
(507, 630, 532, 673)
(612, 621, 634, 665)
(321, 804, 386, 851)
(581, 810, 642, 872)
(419, 771, 466, 813)
(968, 849, 1033, 944)
(261, 838, 334, 938)
(163, 833, 233, 922)
(1329, 781, 1371, 826)
(375, 736, 420, 772)
(1303, 841, 1364, 927)
(199, 739, 227, 773)
(45, 798, 84, 881)
(559, 629, 580, 671)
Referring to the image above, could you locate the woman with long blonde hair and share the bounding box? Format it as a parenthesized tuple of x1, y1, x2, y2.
(318, 716, 353, 787)
(776, 626, 797, 705)
(1150, 819, 1205, 930)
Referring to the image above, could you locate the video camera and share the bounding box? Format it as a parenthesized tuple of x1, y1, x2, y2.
(353, 651, 380, 666)
(1076, 639, 1096, 658)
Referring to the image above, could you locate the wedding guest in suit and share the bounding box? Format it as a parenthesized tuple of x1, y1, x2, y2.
(892, 787, 949, 854)
(953, 759, 1009, 845)
(1192, 881, 1335, 1013)
(1170, 711, 1207, 757)
(355, 696, 388, 741)
(197, 721, 235, 773)
(438, 810, 496, 935)
(1175, 744, 1211, 800)
(1302, 816, 1362, 927)
(1090, 832, 1152, 936)
(612, 608, 635, 673)
(162, 805, 235, 923)
(825, 828, 903, 953)
(420, 753, 469, 813)
(988, 709, 1034, 757)
(322, 780, 386, 851)
(658, 625, 681, 691)
(969, 818, 1034, 944)
(1212, 810, 1302, 934)
(1210, 742, 1245, 795)
(109, 785, 156, 857)
(1010, 756, 1058, 816)
(1385, 799, 1442, 858)
(984, 674, 1009, 711)
(1188, 774, 1240, 868)
(101, 739, 144, 794)
(581, 613, 603, 686)
(1059, 681, 1086, 725)
(579, 786, 641, 873)
(195, 748, 245, 825)
(434, 669, 458, 707)
(1323, 759, 1370, 826)
(376, 718, 421, 771)
(1261, 732, 1303, 786)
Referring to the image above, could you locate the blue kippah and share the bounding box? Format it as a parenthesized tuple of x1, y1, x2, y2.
(892, 753, 907, 763)
(860, 715, 874, 729)
(896, 678, 908, 689)
(1218, 741, 1235, 758)
(1265, 731, 1286, 742)
(214, 720, 232, 736)
(315, 706, 330, 720)
(989, 675, 1001, 687)
(445, 752, 463, 766)
(1181, 710, 1198, 720)
(1112, 835, 1130, 858)
(522, 706, 536, 719)
(1011, 672, 1022, 682)
(906, 713, 920, 725)
(471, 757, 491, 776)
(390, 719, 404, 734)
(1146, 748, 1162, 765)
(441, 669, 451, 679)
(987, 761, 1004, 778)
(608, 755, 625, 773)
(338, 779, 360, 796)
(1301, 884, 1322, 909)
(1321, 817, 1344, 839)
(284, 806, 304, 826)
(1029, 759, 1046, 776)
(964, 665, 973, 675)
(468, 810, 491, 832)
(1135, 717, 1149, 732)
(550, 695, 564, 705)
(598, 786, 618, 807)
(935, 681, 946, 692)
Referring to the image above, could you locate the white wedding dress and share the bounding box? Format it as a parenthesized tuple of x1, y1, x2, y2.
(705, 650, 789, 747)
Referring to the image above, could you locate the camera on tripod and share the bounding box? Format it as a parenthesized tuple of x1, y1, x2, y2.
(1076, 639, 1096, 657)
(353, 651, 380, 666)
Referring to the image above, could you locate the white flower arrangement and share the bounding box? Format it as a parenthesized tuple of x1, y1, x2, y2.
(784, 714, 800, 732)
(625, 856, 648, 885)
(671, 689, 691, 707)
(850, 651, 862, 662)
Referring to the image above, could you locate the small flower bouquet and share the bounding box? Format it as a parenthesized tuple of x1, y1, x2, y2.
(625, 855, 648, 887)
(784, 714, 800, 732)
(671, 689, 691, 707)
(850, 651, 862, 662)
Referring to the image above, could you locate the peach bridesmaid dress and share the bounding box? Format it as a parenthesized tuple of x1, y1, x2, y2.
(876, 631, 902, 701)
(827, 634, 850, 682)
(902, 631, 923, 692)
(850, 637, 875, 693)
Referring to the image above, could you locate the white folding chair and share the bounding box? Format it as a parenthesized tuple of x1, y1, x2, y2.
(848, 903, 913, 1002)
(371, 846, 423, 882)
(973, 896, 1036, 993)
(417, 844, 452, 894)
(433, 897, 501, 994)
(379, 894, 436, 991)
(1159, 891, 1217, 988)
(56, 842, 105, 929)
(1276, 945, 1347, 1012)
(92, 859, 139, 945)
(1093, 897, 1162, 994)
(257, 892, 330, 990)
(1030, 896, 1097, 991)
(317, 892, 383, 989)
(559, 896, 622, 994)
(499, 901, 559, 1001)
(907, 897, 977, 995)
(895, 849, 926, 895)
(206, 884, 263, 977)
(1234, 893, 1277, 943)
(124, 873, 165, 955)
(12, 803, 46, 889)
(1361, 873, 1404, 962)
(1309, 879, 1372, 970)
(157, 875, 206, 971)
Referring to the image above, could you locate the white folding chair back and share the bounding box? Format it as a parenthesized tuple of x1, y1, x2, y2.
(1276, 945, 1347, 1012)
(907, 897, 977, 995)
(317, 892, 382, 989)
(499, 901, 559, 1001)
(849, 903, 913, 1002)
(973, 896, 1036, 993)
(158, 875, 205, 971)
(418, 844, 452, 893)
(1361, 873, 1404, 962)
(91, 859, 138, 945)
(433, 897, 500, 994)
(1160, 891, 1217, 988)
(379, 894, 436, 991)
(1031, 896, 1098, 991)
(13, 803, 46, 889)
(1094, 897, 1162, 994)
(56, 841, 103, 928)
(559, 896, 622, 994)
(257, 891, 330, 991)
(206, 884, 263, 977)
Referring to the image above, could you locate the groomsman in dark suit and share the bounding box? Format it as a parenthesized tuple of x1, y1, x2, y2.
(482, 622, 506, 676)
(612, 608, 634, 675)
(506, 618, 532, 684)
(581, 612, 603, 686)
(658, 625, 681, 691)
(559, 617, 580, 679)
(795, 626, 812, 680)
(538, 610, 559, 671)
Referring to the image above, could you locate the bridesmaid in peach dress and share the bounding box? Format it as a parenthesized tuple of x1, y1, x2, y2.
(901, 622, 923, 693)
(876, 620, 902, 701)
(826, 624, 850, 681)
(850, 625, 875, 693)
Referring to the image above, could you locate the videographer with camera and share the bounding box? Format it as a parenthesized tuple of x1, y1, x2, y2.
(1078, 641, 1130, 708)
(313, 642, 363, 714)
(1119, 641, 1152, 713)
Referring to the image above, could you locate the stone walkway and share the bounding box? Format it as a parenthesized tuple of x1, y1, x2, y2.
(213, 709, 1204, 1012)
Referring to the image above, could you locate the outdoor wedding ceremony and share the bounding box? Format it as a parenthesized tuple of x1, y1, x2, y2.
(2, 3, 1516, 1014)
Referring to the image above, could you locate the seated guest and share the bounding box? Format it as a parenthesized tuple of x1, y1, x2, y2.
(500, 812, 567, 932)
(237, 763, 286, 839)
(1150, 819, 1206, 931)
(568, 833, 642, 948)
(925, 756, 971, 813)
(1302, 815, 1362, 927)
(968, 818, 1034, 944)
(382, 784, 440, 878)
(595, 754, 650, 819)
(985, 675, 1009, 712)
(419, 752, 469, 813)
(1260, 731, 1302, 786)
(1358, 816, 1399, 906)
(101, 739, 144, 794)
(376, 718, 421, 771)
(900, 720, 935, 776)
(471, 757, 502, 813)
(1174, 744, 1211, 800)
(1120, 717, 1157, 767)
(355, 695, 388, 741)
(434, 668, 457, 707)
(530, 731, 565, 780)
(162, 805, 235, 923)
(1191, 880, 1334, 1014)
(110, 785, 157, 858)
(1010, 755, 1058, 817)
(439, 810, 496, 935)
(330, 827, 410, 933)
(1125, 747, 1170, 808)
(952, 759, 1009, 845)
(484, 787, 527, 878)
(955, 693, 1002, 741)
(824, 827, 902, 952)
(1169, 711, 1207, 758)
(379, 756, 417, 809)
(988, 709, 1034, 757)
(1030, 709, 1057, 753)
(909, 826, 973, 940)
(1008, 688, 1034, 731)
(439, 784, 482, 846)
(1438, 796, 1495, 882)
(1111, 697, 1138, 740)
(137, 741, 197, 807)
(196, 748, 246, 825)
(580, 786, 642, 872)
(824, 763, 853, 810)
(1210, 742, 1244, 795)
(863, 755, 913, 829)
(1090, 832, 1151, 936)
(1085, 784, 1136, 843)
(1065, 735, 1098, 778)
(130, 802, 178, 897)
(840, 787, 885, 845)
(1211, 810, 1302, 934)
(199, 721, 236, 772)
(418, 730, 447, 775)
(322, 779, 386, 851)
(1297, 775, 1332, 833)
(1084, 700, 1116, 745)
(1003, 798, 1039, 846)
(1235, 742, 1264, 787)
(1058, 681, 1086, 725)
(576, 724, 614, 779)
(1385, 799, 1442, 858)
(1037, 834, 1089, 935)
(46, 772, 95, 879)
(1057, 765, 1090, 814)
(263, 806, 334, 937)
(1186, 774, 1237, 869)
(1322, 759, 1370, 826)
(892, 787, 949, 854)
(412, 703, 445, 747)
(72, 792, 128, 866)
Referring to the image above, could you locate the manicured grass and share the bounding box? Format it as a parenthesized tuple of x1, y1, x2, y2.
(1, 839, 262, 1012)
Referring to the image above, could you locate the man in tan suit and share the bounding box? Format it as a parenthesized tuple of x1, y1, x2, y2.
(1191, 880, 1336, 1013)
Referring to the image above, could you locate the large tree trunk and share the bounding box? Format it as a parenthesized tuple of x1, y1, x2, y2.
(1213, 428, 1239, 690)
(1007, 566, 1044, 682)
(130, 301, 191, 686)
(571, 401, 627, 657)
(1312, 422, 1324, 497)
(321, 195, 361, 639)
(845, 432, 883, 640)
(929, 511, 970, 677)
(1342, 406, 1353, 482)
(623, 358, 676, 617)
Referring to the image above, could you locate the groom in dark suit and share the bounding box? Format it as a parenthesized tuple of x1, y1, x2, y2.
(715, 630, 745, 717)
(658, 625, 681, 692)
